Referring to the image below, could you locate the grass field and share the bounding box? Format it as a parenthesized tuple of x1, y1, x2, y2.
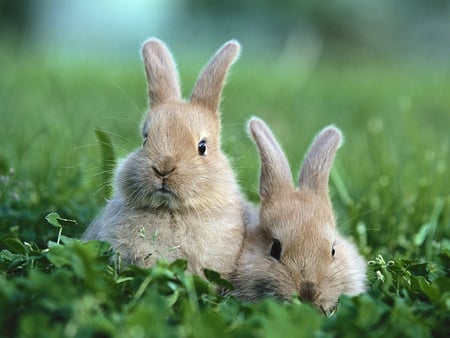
(1, 40, 449, 337)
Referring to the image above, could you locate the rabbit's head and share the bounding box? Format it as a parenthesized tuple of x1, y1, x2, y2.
(232, 117, 366, 314)
(115, 39, 241, 211)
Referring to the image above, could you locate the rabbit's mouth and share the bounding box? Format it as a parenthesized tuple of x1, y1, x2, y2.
(156, 186, 174, 198)
(157, 186, 172, 194)
(155, 176, 174, 195)
(150, 186, 179, 209)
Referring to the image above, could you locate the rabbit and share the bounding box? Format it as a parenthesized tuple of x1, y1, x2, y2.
(230, 117, 367, 315)
(82, 38, 248, 277)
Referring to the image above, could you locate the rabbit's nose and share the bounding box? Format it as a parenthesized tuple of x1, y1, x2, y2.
(299, 281, 317, 303)
(152, 156, 176, 177)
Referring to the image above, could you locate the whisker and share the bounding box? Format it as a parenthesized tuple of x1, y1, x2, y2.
(114, 82, 144, 116)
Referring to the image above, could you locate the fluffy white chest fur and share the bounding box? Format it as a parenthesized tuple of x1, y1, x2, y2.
(93, 198, 244, 276)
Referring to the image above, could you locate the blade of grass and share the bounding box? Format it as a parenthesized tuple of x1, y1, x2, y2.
(94, 129, 116, 199)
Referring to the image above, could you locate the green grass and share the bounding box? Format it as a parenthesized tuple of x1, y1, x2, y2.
(1, 41, 449, 337)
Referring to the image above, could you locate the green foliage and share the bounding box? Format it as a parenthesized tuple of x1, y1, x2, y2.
(0, 222, 448, 337)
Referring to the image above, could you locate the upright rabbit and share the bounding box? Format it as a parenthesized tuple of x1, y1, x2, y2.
(82, 38, 247, 277)
(231, 117, 366, 314)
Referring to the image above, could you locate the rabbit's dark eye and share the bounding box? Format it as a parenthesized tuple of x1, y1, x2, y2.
(270, 238, 282, 261)
(198, 140, 207, 156)
(331, 244, 336, 257)
(143, 131, 148, 146)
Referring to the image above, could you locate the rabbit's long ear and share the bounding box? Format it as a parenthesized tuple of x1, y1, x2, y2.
(142, 38, 182, 107)
(248, 117, 294, 201)
(190, 40, 240, 114)
(298, 126, 342, 194)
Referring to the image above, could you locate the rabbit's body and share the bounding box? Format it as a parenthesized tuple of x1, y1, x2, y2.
(230, 118, 367, 314)
(85, 190, 244, 275)
(83, 39, 246, 277)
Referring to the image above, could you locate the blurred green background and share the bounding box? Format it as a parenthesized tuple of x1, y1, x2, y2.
(1, 0, 449, 256)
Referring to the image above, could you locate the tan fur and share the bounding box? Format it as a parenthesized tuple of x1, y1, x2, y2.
(82, 38, 245, 277)
(231, 118, 367, 314)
